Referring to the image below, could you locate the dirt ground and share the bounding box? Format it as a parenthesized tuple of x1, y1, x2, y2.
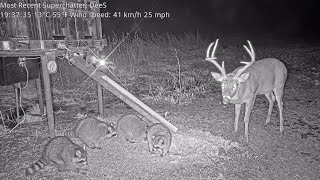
(0, 40, 320, 180)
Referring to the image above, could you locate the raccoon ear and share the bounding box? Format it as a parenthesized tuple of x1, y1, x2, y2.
(75, 150, 82, 157)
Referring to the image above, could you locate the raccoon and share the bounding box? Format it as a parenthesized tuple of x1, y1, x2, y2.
(25, 136, 88, 176)
(147, 123, 172, 157)
(116, 114, 147, 143)
(64, 117, 116, 149)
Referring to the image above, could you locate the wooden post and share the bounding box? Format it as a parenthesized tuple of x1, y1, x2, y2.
(14, 83, 20, 123)
(41, 53, 55, 138)
(97, 83, 103, 116)
(36, 78, 44, 115)
(96, 50, 104, 116)
(94, 0, 104, 116)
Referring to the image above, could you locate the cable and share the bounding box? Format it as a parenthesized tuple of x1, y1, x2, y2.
(17, 57, 30, 89)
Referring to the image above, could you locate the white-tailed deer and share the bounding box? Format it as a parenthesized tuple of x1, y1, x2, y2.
(206, 39, 287, 142)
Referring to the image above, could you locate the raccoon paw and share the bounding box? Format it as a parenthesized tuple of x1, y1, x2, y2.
(88, 143, 97, 149)
(95, 146, 102, 149)
(57, 166, 65, 172)
(126, 138, 135, 143)
(79, 168, 89, 175)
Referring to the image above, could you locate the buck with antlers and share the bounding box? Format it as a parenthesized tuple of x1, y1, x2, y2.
(206, 39, 287, 142)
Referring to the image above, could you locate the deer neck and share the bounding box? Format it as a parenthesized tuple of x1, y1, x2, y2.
(229, 81, 250, 104)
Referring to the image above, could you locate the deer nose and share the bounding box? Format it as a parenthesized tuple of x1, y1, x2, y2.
(222, 96, 230, 104)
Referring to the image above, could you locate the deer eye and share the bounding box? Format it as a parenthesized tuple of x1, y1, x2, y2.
(232, 84, 237, 91)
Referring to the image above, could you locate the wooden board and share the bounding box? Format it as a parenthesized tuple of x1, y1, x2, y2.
(71, 55, 178, 133)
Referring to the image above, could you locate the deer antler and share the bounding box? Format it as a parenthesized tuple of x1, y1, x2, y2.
(205, 39, 226, 77)
(234, 40, 256, 78)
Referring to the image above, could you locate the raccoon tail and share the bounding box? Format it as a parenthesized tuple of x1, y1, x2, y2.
(25, 157, 47, 176)
(64, 129, 76, 137)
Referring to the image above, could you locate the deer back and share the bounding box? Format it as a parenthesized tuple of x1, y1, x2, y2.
(230, 58, 287, 104)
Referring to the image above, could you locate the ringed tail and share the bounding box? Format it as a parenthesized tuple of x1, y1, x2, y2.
(25, 158, 47, 176)
(64, 129, 76, 137)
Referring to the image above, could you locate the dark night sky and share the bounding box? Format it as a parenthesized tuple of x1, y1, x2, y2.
(100, 0, 319, 39)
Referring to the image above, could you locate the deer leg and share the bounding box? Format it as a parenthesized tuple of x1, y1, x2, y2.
(264, 91, 275, 125)
(244, 97, 256, 142)
(273, 87, 284, 134)
(234, 104, 241, 132)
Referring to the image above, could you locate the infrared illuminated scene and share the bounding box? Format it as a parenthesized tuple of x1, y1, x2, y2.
(0, 0, 319, 179)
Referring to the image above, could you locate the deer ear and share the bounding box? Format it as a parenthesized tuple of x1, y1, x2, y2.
(238, 72, 250, 82)
(211, 72, 224, 82)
